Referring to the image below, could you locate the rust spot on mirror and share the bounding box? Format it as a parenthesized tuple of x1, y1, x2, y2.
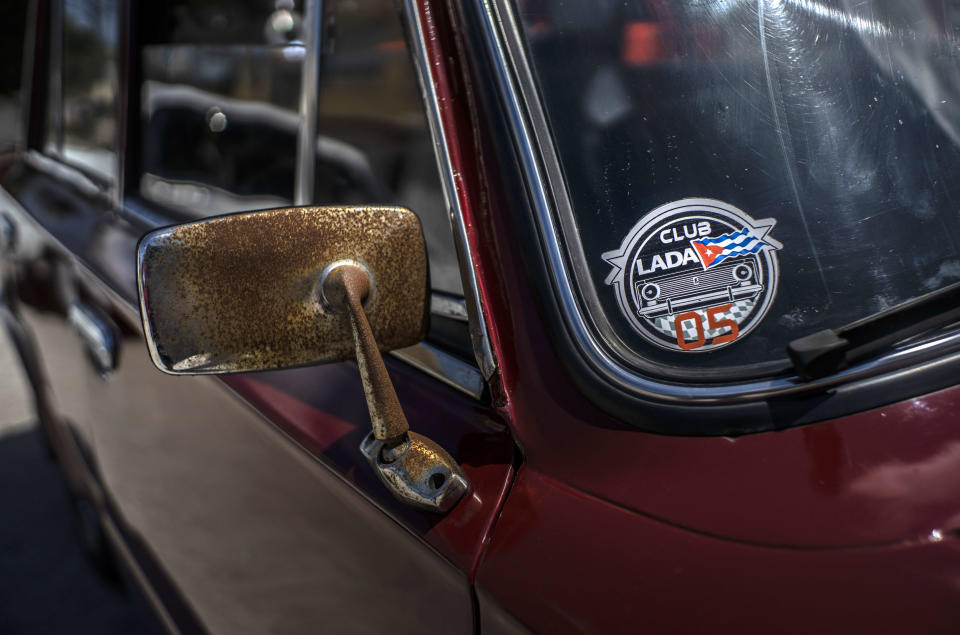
(137, 206, 428, 374)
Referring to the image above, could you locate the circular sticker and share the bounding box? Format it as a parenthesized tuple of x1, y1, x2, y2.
(602, 198, 782, 353)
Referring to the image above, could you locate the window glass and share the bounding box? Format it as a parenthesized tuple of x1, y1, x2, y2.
(138, 0, 304, 215)
(61, 0, 118, 179)
(135, 0, 470, 355)
(316, 0, 463, 295)
(517, 0, 960, 376)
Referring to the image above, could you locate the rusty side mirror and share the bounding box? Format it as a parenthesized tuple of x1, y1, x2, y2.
(137, 206, 468, 513)
(137, 206, 427, 374)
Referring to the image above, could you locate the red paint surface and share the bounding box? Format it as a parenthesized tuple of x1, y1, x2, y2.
(419, 0, 515, 408)
(222, 361, 514, 576)
(478, 468, 960, 635)
(502, 342, 960, 548)
(225, 376, 358, 453)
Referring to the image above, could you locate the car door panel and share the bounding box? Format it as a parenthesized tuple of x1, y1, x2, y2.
(84, 327, 477, 635)
(6, 162, 505, 634)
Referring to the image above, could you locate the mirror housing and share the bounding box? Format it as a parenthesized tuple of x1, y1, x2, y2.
(137, 206, 428, 374)
(137, 205, 470, 514)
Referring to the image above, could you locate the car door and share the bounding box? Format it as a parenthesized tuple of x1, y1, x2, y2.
(3, 0, 514, 632)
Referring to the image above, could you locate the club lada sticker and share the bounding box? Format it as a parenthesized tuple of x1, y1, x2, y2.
(602, 198, 782, 352)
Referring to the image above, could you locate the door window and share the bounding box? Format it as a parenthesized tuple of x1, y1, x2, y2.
(133, 0, 473, 359)
(46, 0, 119, 181)
(137, 0, 305, 215)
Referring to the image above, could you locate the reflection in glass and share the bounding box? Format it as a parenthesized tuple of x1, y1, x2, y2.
(62, 0, 118, 179)
(137, 0, 465, 301)
(138, 0, 304, 216)
(141, 45, 302, 214)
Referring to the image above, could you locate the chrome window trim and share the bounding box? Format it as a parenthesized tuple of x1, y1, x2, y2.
(401, 0, 498, 382)
(476, 0, 960, 404)
(390, 343, 485, 399)
(430, 292, 469, 322)
(42, 0, 121, 202)
(46, 0, 63, 156)
(25, 150, 106, 200)
(295, 0, 322, 206)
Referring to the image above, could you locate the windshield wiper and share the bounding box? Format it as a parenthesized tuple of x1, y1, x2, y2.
(787, 280, 960, 381)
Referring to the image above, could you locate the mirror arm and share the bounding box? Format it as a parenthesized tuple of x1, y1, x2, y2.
(334, 265, 410, 445)
(324, 265, 470, 513)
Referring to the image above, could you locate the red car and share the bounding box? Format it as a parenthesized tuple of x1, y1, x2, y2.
(3, 0, 960, 632)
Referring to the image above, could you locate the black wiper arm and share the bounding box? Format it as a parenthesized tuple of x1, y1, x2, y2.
(787, 280, 960, 381)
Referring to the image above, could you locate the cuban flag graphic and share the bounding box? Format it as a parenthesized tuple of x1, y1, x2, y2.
(691, 227, 777, 270)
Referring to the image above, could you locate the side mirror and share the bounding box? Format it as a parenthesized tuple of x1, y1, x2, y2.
(137, 206, 469, 513)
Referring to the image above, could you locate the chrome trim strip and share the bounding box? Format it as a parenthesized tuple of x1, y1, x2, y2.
(121, 195, 173, 228)
(390, 342, 485, 399)
(477, 0, 960, 404)
(295, 0, 322, 205)
(402, 0, 498, 381)
(24, 150, 104, 199)
(430, 292, 469, 322)
(20, 0, 40, 150)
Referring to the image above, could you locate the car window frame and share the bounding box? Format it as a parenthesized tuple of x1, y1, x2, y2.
(117, 0, 490, 399)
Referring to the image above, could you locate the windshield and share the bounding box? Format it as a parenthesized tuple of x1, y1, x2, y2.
(515, 0, 960, 377)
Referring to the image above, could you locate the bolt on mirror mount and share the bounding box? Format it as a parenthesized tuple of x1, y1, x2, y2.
(137, 206, 470, 514)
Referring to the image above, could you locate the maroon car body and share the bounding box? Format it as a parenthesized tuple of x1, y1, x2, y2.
(3, 0, 960, 633)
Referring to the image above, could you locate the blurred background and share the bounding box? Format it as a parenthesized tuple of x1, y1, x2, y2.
(0, 4, 155, 632)
(0, 330, 155, 633)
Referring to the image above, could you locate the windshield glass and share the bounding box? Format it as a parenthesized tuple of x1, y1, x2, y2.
(515, 0, 960, 377)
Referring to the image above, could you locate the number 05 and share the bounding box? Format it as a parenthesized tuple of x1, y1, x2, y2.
(674, 304, 740, 350)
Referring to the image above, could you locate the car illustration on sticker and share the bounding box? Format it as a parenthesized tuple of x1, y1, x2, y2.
(633, 260, 761, 319)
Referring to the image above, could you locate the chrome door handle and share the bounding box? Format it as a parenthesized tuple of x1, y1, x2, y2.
(68, 302, 117, 376)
